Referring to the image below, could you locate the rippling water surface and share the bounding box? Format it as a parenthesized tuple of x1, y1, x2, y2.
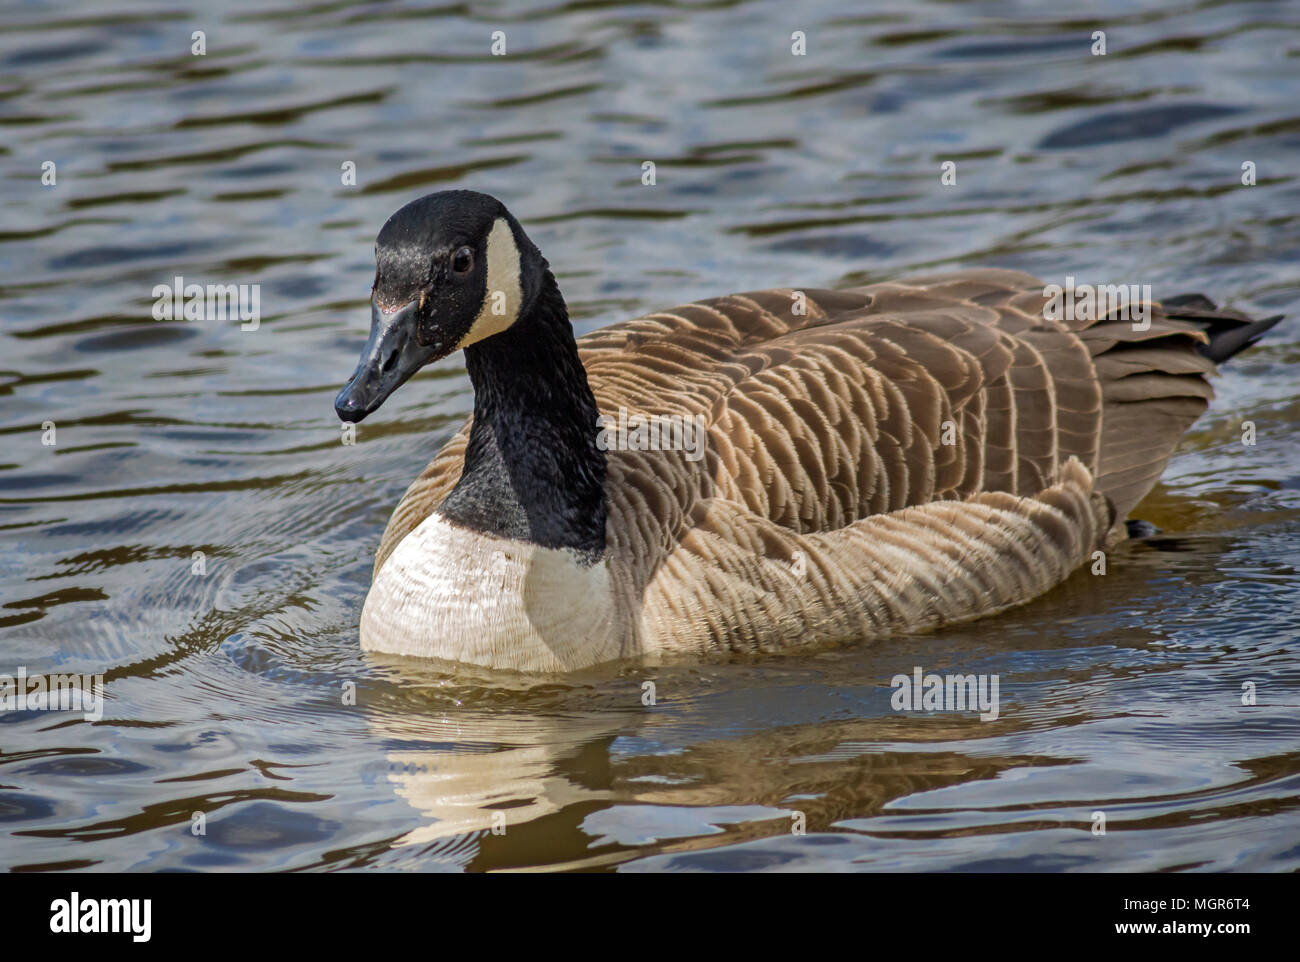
(2, 0, 1300, 872)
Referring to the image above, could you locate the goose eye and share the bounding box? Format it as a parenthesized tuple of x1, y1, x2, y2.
(451, 246, 474, 274)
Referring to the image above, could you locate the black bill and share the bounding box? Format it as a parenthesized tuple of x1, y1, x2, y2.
(335, 297, 440, 422)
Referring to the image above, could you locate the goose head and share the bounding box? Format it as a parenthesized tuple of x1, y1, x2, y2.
(335, 190, 547, 422)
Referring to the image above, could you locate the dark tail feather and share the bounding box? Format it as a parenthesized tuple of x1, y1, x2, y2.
(1161, 293, 1284, 365)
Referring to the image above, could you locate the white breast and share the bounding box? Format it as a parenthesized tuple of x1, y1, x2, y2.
(360, 512, 622, 672)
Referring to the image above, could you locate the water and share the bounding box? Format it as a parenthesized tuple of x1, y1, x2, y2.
(2, 0, 1299, 872)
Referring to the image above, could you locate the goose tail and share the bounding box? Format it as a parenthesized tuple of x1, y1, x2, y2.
(1159, 293, 1285, 365)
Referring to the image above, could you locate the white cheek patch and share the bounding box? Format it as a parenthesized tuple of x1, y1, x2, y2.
(457, 217, 523, 349)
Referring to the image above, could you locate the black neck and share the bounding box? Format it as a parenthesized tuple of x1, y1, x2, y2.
(438, 270, 608, 558)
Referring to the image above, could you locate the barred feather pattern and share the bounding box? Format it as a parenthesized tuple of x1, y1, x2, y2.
(372, 268, 1227, 665)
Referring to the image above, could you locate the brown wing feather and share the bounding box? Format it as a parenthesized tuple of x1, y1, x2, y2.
(374, 268, 1235, 654)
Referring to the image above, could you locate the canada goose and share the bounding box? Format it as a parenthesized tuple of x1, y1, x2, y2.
(336, 190, 1282, 672)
